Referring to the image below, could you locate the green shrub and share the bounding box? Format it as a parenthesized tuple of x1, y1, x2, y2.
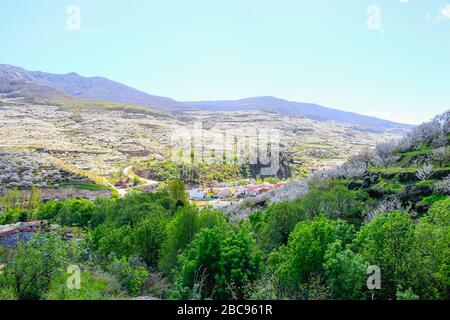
(109, 257, 149, 297)
(352, 211, 415, 299)
(269, 216, 355, 295)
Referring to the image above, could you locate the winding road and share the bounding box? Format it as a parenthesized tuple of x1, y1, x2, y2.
(113, 166, 159, 197)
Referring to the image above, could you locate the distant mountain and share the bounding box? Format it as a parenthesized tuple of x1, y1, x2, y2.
(0, 64, 70, 100)
(0, 64, 412, 133)
(0, 64, 186, 113)
(185, 96, 413, 133)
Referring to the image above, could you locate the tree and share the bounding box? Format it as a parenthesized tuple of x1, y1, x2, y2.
(215, 227, 262, 299)
(410, 198, 450, 299)
(257, 201, 306, 253)
(416, 163, 434, 181)
(26, 187, 41, 211)
(2, 234, 75, 300)
(133, 210, 169, 266)
(323, 240, 368, 300)
(5, 187, 20, 212)
(34, 200, 64, 221)
(352, 211, 416, 299)
(372, 142, 399, 167)
(57, 198, 95, 227)
(167, 179, 188, 206)
(97, 225, 135, 259)
(299, 186, 374, 228)
(198, 209, 230, 231)
(159, 206, 200, 274)
(433, 175, 450, 195)
(176, 227, 262, 300)
(176, 227, 225, 299)
(269, 216, 355, 296)
(105, 191, 174, 227)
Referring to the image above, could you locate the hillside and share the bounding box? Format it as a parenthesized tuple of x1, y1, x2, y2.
(0, 64, 186, 113)
(1, 64, 412, 133)
(185, 96, 412, 134)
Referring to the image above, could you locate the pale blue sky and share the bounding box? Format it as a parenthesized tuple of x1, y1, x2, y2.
(1, 0, 449, 124)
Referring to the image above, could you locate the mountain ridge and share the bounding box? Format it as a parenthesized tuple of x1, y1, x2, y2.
(185, 96, 413, 132)
(0, 64, 412, 132)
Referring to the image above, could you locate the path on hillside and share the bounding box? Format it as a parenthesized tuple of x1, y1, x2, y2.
(112, 166, 159, 197)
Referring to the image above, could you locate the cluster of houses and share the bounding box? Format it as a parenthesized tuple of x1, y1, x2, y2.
(188, 182, 285, 200)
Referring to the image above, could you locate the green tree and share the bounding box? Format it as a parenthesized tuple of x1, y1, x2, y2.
(5, 187, 20, 212)
(300, 186, 374, 227)
(57, 198, 95, 227)
(97, 225, 135, 259)
(167, 179, 188, 206)
(159, 206, 200, 274)
(34, 200, 64, 221)
(26, 187, 41, 211)
(198, 209, 230, 231)
(176, 227, 262, 300)
(2, 234, 75, 300)
(105, 192, 174, 227)
(352, 211, 416, 300)
(410, 198, 450, 299)
(269, 216, 354, 295)
(323, 240, 368, 300)
(215, 227, 262, 299)
(133, 210, 169, 266)
(176, 227, 225, 299)
(257, 201, 306, 253)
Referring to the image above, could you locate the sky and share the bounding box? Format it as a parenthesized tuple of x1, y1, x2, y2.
(0, 0, 449, 124)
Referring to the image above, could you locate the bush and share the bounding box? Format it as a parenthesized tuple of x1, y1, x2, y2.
(257, 201, 307, 253)
(2, 234, 76, 300)
(57, 199, 95, 227)
(323, 240, 368, 300)
(109, 257, 149, 297)
(159, 206, 201, 274)
(176, 227, 262, 300)
(409, 198, 450, 299)
(352, 211, 416, 299)
(269, 216, 355, 296)
(133, 211, 169, 266)
(396, 286, 419, 300)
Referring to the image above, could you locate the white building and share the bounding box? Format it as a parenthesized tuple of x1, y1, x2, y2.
(189, 188, 206, 200)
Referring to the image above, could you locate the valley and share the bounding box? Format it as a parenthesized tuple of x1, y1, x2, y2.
(0, 94, 402, 199)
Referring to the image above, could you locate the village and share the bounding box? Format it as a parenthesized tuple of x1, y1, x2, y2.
(111, 171, 287, 202)
(187, 180, 286, 201)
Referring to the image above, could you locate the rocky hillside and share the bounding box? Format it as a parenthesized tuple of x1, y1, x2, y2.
(224, 110, 449, 220)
